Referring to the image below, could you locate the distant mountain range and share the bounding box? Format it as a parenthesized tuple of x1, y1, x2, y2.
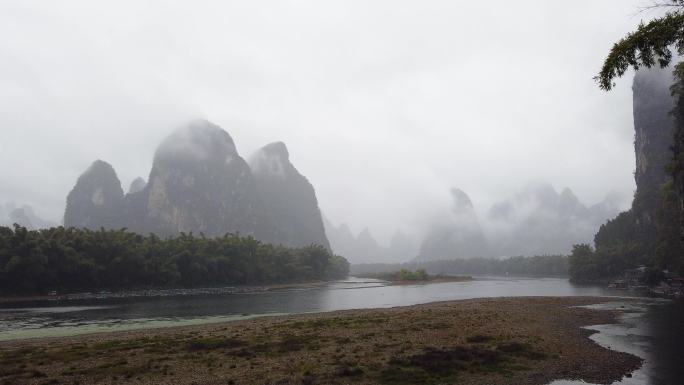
(416, 183, 623, 260)
(323, 218, 418, 265)
(7, 119, 624, 263)
(0, 202, 57, 229)
(325, 183, 622, 264)
(63, 119, 330, 249)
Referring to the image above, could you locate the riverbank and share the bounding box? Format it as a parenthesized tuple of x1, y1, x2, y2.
(0, 281, 340, 304)
(0, 296, 641, 385)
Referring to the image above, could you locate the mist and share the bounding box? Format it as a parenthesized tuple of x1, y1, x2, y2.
(1, 0, 645, 251)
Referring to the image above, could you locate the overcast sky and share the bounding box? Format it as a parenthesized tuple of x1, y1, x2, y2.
(1, 0, 656, 243)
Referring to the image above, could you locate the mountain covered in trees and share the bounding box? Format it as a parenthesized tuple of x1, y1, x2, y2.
(415, 184, 620, 261)
(571, 66, 684, 281)
(63, 120, 330, 250)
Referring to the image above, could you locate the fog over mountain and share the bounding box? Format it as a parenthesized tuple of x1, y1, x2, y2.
(1, 1, 642, 252)
(250, 142, 330, 249)
(331, 183, 622, 263)
(142, 120, 258, 237)
(415, 183, 623, 261)
(62, 120, 330, 250)
(0, 202, 57, 230)
(417, 188, 490, 261)
(324, 218, 418, 265)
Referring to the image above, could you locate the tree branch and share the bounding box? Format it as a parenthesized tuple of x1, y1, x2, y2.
(596, 11, 684, 90)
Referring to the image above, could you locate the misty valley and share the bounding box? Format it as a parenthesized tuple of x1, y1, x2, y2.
(3, 1, 684, 385)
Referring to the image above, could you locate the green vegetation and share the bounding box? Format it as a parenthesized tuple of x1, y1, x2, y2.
(576, 1, 684, 281)
(352, 255, 568, 278)
(357, 269, 473, 283)
(568, 208, 653, 283)
(596, 1, 684, 91)
(0, 225, 349, 295)
(397, 269, 428, 281)
(392, 269, 429, 281)
(569, 206, 684, 283)
(569, 199, 684, 281)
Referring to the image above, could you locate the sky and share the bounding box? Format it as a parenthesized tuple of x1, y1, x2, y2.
(0, 0, 656, 243)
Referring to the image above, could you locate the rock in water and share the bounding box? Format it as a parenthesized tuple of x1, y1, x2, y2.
(64, 160, 125, 229)
(144, 119, 257, 237)
(249, 142, 330, 249)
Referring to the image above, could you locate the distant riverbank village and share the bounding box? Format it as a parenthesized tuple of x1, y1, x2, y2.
(609, 265, 683, 298)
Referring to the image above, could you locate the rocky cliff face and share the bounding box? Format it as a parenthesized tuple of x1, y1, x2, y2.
(632, 67, 676, 233)
(63, 120, 330, 249)
(143, 120, 257, 237)
(249, 142, 329, 249)
(64, 160, 125, 229)
(594, 67, 675, 258)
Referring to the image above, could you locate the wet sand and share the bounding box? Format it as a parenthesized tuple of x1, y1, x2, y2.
(0, 296, 641, 385)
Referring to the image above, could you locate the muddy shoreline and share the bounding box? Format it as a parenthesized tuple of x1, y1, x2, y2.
(0, 296, 642, 385)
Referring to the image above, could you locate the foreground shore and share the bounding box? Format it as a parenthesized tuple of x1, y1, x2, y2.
(0, 297, 641, 385)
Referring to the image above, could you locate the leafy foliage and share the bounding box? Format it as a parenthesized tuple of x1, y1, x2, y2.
(570, 208, 659, 282)
(0, 225, 349, 295)
(582, 2, 684, 282)
(568, 243, 634, 283)
(596, 2, 684, 90)
(395, 269, 429, 281)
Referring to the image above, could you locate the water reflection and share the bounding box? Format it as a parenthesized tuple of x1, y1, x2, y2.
(549, 300, 681, 385)
(1, 277, 681, 384)
(0, 277, 622, 340)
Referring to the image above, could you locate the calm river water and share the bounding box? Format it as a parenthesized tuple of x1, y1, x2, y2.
(0, 277, 681, 385)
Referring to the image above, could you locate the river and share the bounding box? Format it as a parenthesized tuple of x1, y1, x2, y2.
(0, 277, 681, 385)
